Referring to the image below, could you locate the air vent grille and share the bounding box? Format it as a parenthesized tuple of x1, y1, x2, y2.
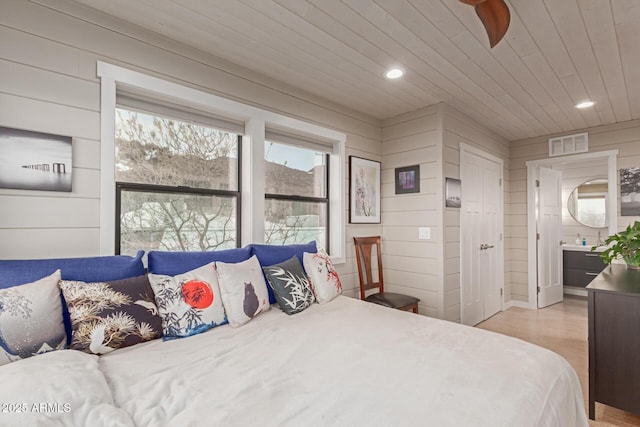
(549, 132, 588, 157)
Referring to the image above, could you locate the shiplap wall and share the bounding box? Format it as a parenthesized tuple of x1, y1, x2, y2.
(380, 105, 442, 317)
(379, 103, 509, 319)
(0, 0, 383, 297)
(441, 105, 510, 322)
(510, 119, 640, 303)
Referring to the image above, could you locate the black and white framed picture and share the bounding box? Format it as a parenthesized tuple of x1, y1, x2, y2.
(445, 177, 461, 208)
(349, 156, 381, 223)
(395, 165, 420, 194)
(0, 126, 72, 192)
(620, 167, 640, 216)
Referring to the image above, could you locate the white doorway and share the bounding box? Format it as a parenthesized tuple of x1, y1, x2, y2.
(525, 150, 618, 309)
(460, 144, 504, 326)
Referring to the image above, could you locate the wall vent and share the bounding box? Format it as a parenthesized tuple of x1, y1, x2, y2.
(548, 132, 588, 157)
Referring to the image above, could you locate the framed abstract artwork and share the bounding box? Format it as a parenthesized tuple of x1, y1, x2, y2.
(395, 165, 420, 194)
(349, 156, 381, 224)
(0, 126, 72, 192)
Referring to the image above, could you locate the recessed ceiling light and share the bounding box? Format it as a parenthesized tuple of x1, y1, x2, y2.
(576, 100, 595, 109)
(385, 68, 404, 79)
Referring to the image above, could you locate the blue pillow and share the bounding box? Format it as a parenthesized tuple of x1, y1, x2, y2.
(0, 251, 145, 345)
(0, 251, 145, 289)
(250, 241, 317, 304)
(147, 247, 252, 276)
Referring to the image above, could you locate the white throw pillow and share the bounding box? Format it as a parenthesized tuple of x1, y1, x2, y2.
(0, 270, 66, 366)
(148, 262, 227, 339)
(216, 255, 270, 328)
(303, 250, 343, 304)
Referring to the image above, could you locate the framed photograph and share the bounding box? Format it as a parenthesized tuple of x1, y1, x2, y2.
(620, 167, 640, 216)
(395, 165, 420, 194)
(349, 156, 381, 223)
(445, 177, 461, 208)
(0, 126, 72, 192)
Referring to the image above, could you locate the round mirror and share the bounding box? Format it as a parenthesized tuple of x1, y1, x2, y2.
(567, 178, 608, 228)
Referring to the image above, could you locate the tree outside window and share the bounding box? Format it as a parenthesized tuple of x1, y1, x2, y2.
(115, 108, 239, 255)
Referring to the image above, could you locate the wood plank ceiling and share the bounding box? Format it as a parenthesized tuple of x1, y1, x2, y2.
(66, 0, 639, 141)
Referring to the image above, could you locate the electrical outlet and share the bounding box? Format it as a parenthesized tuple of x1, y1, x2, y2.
(418, 227, 431, 240)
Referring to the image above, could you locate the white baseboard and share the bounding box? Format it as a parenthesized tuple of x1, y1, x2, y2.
(504, 300, 531, 310)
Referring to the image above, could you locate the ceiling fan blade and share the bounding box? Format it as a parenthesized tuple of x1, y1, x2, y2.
(475, 0, 510, 47)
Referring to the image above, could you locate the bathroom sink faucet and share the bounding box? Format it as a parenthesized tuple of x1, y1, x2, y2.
(596, 231, 604, 246)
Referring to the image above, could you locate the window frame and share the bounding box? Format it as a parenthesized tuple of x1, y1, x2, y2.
(115, 181, 242, 254)
(264, 150, 330, 249)
(98, 61, 346, 264)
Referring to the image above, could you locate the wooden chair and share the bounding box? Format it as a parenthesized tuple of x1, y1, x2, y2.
(353, 236, 419, 313)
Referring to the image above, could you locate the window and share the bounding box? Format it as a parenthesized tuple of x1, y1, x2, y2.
(115, 107, 240, 255)
(264, 141, 329, 249)
(99, 62, 346, 263)
(577, 196, 607, 228)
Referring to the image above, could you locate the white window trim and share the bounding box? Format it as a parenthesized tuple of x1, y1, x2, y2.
(97, 62, 346, 263)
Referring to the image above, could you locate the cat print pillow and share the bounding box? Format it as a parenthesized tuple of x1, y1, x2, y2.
(215, 255, 270, 328)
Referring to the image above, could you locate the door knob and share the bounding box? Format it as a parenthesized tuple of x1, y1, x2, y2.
(480, 244, 494, 250)
(485, 244, 494, 249)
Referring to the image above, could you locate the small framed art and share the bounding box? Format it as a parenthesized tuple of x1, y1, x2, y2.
(445, 177, 461, 208)
(395, 165, 420, 194)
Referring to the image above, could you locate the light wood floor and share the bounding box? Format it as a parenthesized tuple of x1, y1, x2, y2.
(477, 296, 640, 427)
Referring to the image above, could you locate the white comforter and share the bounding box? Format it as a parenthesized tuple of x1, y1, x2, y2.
(97, 296, 588, 427)
(0, 350, 133, 427)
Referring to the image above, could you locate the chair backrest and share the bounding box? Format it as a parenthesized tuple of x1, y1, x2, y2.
(353, 236, 384, 300)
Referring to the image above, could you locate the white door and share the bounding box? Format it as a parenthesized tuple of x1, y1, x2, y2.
(461, 147, 503, 326)
(537, 167, 563, 308)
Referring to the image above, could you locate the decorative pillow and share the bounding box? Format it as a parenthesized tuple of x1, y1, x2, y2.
(148, 263, 227, 339)
(263, 256, 315, 315)
(303, 249, 343, 303)
(59, 275, 162, 355)
(0, 270, 66, 366)
(216, 255, 270, 327)
(251, 241, 317, 304)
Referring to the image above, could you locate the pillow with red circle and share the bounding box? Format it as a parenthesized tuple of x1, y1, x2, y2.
(148, 262, 227, 340)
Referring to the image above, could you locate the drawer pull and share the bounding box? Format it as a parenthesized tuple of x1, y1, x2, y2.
(585, 272, 599, 276)
(585, 254, 600, 257)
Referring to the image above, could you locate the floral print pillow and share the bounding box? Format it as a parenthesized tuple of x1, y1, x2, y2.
(59, 275, 162, 354)
(303, 249, 342, 304)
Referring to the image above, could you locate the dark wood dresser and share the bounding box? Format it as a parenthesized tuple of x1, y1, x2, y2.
(564, 249, 606, 287)
(587, 264, 640, 419)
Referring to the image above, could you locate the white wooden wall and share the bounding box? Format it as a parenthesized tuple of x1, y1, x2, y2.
(380, 105, 441, 317)
(510, 119, 640, 303)
(441, 105, 510, 321)
(379, 104, 509, 320)
(0, 0, 382, 298)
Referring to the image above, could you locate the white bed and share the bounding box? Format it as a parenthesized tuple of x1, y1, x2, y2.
(92, 296, 588, 427)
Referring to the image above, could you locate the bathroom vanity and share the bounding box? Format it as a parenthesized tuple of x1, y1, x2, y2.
(563, 245, 606, 290)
